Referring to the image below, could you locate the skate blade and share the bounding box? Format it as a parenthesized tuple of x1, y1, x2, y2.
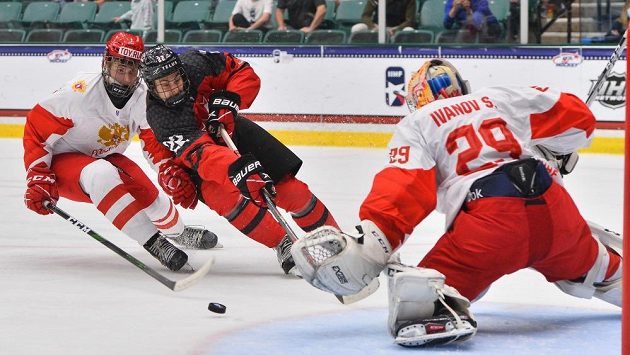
(395, 324, 476, 347)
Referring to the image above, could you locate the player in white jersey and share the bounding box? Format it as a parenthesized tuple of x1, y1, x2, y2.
(290, 59, 623, 347)
(23, 32, 221, 272)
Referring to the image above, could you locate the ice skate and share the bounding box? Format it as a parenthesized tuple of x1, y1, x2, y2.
(172, 226, 222, 250)
(143, 233, 188, 271)
(394, 306, 477, 347)
(274, 235, 300, 277)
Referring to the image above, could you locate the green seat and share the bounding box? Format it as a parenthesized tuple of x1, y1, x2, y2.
(206, 0, 236, 30)
(153, 1, 174, 28)
(348, 30, 378, 44)
(167, 1, 211, 29)
(263, 29, 304, 43)
(435, 29, 478, 43)
(335, 0, 365, 30)
(182, 29, 223, 43)
(144, 29, 183, 43)
(104, 29, 144, 42)
(90, 1, 130, 29)
(392, 29, 434, 43)
(53, 2, 97, 29)
(321, 0, 337, 29)
(63, 29, 105, 43)
(21, 2, 60, 28)
(419, 0, 445, 33)
(488, 0, 510, 21)
(305, 29, 346, 44)
(222, 29, 263, 43)
(0, 28, 25, 42)
(0, 2, 22, 28)
(26, 28, 64, 43)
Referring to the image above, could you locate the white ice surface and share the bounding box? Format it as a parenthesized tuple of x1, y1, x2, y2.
(0, 139, 622, 354)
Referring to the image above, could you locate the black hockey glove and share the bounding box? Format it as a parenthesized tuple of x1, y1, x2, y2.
(206, 90, 240, 144)
(228, 153, 276, 208)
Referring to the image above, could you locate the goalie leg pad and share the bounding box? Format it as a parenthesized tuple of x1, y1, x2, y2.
(387, 263, 476, 347)
(554, 239, 622, 306)
(290, 220, 392, 296)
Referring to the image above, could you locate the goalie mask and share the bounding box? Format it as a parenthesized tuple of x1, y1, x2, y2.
(405, 59, 470, 112)
(140, 44, 190, 107)
(102, 32, 144, 98)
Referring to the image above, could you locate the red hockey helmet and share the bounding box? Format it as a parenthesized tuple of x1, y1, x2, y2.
(102, 32, 144, 98)
(405, 59, 470, 112)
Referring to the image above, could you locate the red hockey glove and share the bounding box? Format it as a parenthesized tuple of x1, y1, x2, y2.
(24, 164, 58, 215)
(228, 154, 276, 208)
(206, 90, 240, 144)
(158, 160, 198, 209)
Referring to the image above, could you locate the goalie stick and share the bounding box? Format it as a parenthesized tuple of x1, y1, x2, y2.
(219, 127, 378, 304)
(585, 31, 627, 106)
(581, 36, 626, 251)
(44, 201, 214, 292)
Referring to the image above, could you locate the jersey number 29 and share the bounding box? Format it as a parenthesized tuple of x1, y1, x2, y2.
(446, 117, 522, 175)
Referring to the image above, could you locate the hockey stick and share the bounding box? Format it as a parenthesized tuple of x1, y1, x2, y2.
(585, 31, 627, 106)
(219, 127, 378, 304)
(44, 201, 214, 292)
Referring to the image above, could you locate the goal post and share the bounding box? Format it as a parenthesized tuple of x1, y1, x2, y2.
(623, 28, 629, 355)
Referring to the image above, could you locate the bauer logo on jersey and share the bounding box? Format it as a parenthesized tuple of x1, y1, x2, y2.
(385, 67, 406, 107)
(589, 71, 626, 109)
(97, 123, 130, 147)
(47, 49, 72, 63)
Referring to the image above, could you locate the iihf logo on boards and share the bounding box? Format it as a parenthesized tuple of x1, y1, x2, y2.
(386, 67, 406, 106)
(589, 71, 626, 109)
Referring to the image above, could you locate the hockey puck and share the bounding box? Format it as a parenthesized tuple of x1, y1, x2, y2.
(208, 302, 226, 314)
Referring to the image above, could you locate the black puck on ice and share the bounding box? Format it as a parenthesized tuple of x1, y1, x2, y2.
(208, 302, 226, 314)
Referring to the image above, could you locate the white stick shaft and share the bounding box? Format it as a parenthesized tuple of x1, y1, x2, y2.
(585, 32, 627, 106)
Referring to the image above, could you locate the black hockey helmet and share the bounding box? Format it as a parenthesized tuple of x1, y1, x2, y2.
(140, 44, 190, 107)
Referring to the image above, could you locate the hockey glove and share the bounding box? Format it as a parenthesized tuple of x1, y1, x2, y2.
(206, 90, 241, 144)
(158, 160, 198, 209)
(228, 153, 276, 208)
(24, 164, 59, 215)
(533, 145, 579, 175)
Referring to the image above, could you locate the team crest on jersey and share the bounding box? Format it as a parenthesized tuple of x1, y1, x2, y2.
(589, 71, 626, 109)
(97, 123, 130, 147)
(72, 80, 87, 93)
(385, 67, 406, 107)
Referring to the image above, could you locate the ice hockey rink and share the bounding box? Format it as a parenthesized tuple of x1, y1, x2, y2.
(0, 138, 622, 354)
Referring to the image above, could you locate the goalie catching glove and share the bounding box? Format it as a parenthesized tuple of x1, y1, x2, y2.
(290, 220, 393, 296)
(228, 153, 276, 208)
(533, 145, 578, 175)
(158, 160, 198, 209)
(206, 90, 240, 144)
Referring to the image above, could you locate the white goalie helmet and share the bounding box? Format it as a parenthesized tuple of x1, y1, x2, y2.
(405, 59, 471, 112)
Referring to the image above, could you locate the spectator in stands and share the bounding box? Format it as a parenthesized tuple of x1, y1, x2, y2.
(229, 0, 274, 32)
(443, 0, 501, 38)
(581, 0, 630, 44)
(114, 0, 154, 36)
(275, 0, 327, 33)
(351, 0, 416, 36)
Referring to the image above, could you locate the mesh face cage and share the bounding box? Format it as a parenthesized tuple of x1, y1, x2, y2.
(144, 66, 191, 107)
(102, 55, 141, 98)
